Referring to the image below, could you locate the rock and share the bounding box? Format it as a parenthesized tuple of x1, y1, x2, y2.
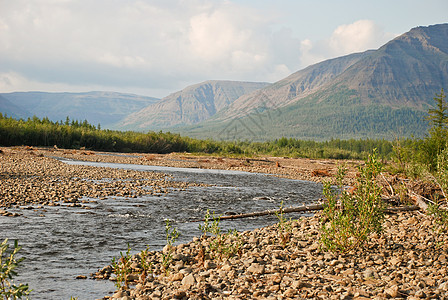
(438, 281, 448, 291)
(112, 290, 127, 298)
(292, 280, 312, 289)
(363, 268, 375, 279)
(414, 290, 426, 298)
(204, 260, 216, 270)
(168, 273, 184, 281)
(173, 290, 186, 299)
(389, 257, 401, 266)
(384, 285, 399, 298)
(284, 288, 296, 297)
(181, 273, 196, 289)
(75, 275, 87, 279)
(247, 263, 265, 275)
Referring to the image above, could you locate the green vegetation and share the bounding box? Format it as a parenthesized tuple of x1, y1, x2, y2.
(198, 210, 242, 260)
(161, 220, 180, 273)
(111, 243, 133, 290)
(0, 113, 397, 160)
(0, 239, 31, 299)
(180, 87, 429, 142)
(320, 151, 384, 253)
(275, 201, 293, 248)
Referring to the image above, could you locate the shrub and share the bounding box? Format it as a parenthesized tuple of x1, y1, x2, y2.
(198, 210, 242, 260)
(427, 145, 448, 234)
(275, 201, 293, 248)
(111, 244, 132, 290)
(320, 150, 384, 253)
(161, 219, 180, 274)
(0, 239, 31, 299)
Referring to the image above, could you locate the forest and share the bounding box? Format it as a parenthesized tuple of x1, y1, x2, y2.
(1, 89, 446, 161)
(0, 112, 395, 160)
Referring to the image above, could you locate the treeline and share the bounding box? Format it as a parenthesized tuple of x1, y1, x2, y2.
(0, 113, 395, 159)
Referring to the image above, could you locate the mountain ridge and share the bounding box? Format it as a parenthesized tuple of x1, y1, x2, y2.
(0, 91, 159, 127)
(116, 80, 270, 130)
(175, 23, 448, 140)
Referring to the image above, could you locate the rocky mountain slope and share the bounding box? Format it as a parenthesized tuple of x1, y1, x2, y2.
(0, 91, 159, 128)
(179, 23, 448, 140)
(116, 80, 269, 131)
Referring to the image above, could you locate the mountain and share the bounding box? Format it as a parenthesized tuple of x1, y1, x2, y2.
(0, 91, 159, 128)
(115, 80, 270, 131)
(213, 51, 374, 122)
(0, 95, 32, 119)
(177, 23, 448, 141)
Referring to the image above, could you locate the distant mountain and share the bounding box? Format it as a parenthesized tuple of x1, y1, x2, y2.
(116, 80, 270, 131)
(177, 23, 448, 141)
(0, 91, 159, 128)
(214, 51, 374, 122)
(0, 95, 31, 119)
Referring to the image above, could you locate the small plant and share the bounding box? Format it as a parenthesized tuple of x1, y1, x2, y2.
(199, 210, 242, 260)
(427, 146, 448, 235)
(198, 209, 220, 238)
(0, 239, 31, 299)
(111, 243, 132, 290)
(161, 219, 180, 273)
(320, 150, 384, 253)
(275, 200, 293, 248)
(138, 246, 152, 281)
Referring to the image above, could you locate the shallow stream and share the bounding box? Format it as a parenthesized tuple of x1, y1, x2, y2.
(3, 159, 322, 299)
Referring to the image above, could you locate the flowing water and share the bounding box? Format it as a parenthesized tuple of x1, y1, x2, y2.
(2, 159, 322, 299)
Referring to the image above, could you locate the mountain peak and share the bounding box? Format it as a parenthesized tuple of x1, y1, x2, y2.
(116, 80, 270, 130)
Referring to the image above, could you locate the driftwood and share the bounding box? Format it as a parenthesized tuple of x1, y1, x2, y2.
(218, 204, 324, 221)
(193, 203, 421, 222)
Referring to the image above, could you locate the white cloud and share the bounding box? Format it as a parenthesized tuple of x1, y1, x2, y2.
(300, 20, 396, 67)
(0, 0, 301, 96)
(0, 1, 396, 97)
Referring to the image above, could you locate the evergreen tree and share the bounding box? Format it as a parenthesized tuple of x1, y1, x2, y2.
(427, 89, 447, 129)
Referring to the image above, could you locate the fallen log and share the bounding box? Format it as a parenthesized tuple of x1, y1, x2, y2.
(218, 203, 324, 221)
(192, 203, 421, 222)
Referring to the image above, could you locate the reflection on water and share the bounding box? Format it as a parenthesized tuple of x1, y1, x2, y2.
(3, 160, 322, 299)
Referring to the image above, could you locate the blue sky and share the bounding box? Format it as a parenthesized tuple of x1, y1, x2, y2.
(0, 0, 446, 98)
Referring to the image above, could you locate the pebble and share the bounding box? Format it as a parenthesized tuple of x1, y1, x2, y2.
(0, 147, 207, 209)
(91, 212, 448, 300)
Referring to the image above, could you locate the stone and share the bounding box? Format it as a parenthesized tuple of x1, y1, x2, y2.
(414, 290, 426, 298)
(181, 273, 196, 289)
(247, 263, 265, 275)
(389, 257, 401, 266)
(173, 290, 186, 299)
(111, 290, 127, 298)
(363, 268, 375, 279)
(384, 285, 399, 298)
(284, 288, 296, 297)
(292, 280, 312, 289)
(168, 273, 184, 281)
(438, 281, 448, 291)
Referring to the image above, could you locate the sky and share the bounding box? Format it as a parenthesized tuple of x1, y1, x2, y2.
(0, 0, 447, 98)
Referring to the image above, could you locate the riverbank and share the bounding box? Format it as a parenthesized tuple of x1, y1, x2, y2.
(0, 146, 358, 210)
(0, 146, 208, 210)
(95, 212, 448, 300)
(2, 146, 447, 299)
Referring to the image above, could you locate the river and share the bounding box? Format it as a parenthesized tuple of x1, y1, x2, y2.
(2, 159, 322, 299)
